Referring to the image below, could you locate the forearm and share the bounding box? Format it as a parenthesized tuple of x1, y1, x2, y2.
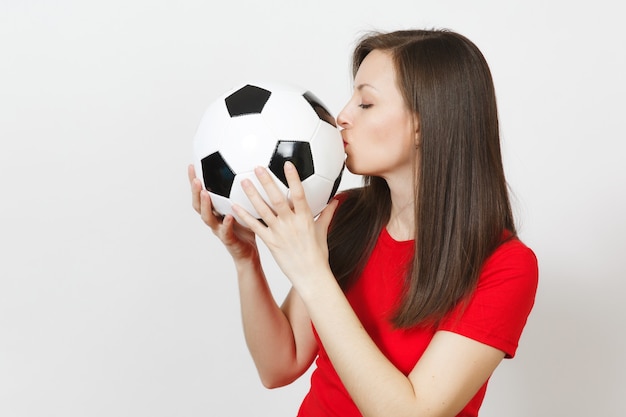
(234, 255, 303, 388)
(297, 269, 424, 417)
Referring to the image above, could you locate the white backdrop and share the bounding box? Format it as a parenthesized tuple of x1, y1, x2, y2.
(1, 1, 624, 416)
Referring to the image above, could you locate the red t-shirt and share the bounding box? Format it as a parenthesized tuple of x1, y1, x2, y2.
(297, 227, 538, 417)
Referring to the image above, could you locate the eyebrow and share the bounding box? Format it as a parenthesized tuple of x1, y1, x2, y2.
(355, 83, 378, 92)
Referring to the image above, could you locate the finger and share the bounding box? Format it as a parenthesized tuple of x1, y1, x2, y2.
(191, 181, 203, 214)
(232, 202, 267, 236)
(189, 165, 202, 213)
(240, 177, 278, 225)
(283, 161, 310, 214)
(316, 198, 339, 231)
(187, 164, 196, 184)
(200, 189, 221, 229)
(253, 166, 291, 216)
(219, 214, 238, 242)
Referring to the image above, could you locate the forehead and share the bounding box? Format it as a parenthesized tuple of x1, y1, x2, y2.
(354, 49, 398, 89)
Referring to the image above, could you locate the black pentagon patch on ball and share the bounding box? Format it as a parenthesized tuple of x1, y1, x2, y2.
(303, 91, 336, 127)
(269, 141, 315, 187)
(225, 84, 271, 117)
(201, 151, 236, 197)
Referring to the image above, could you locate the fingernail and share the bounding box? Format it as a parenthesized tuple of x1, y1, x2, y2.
(284, 161, 295, 171)
(254, 166, 267, 176)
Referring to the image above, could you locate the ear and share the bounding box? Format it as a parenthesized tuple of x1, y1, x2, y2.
(413, 114, 421, 146)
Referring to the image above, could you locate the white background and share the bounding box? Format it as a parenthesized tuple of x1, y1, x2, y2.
(1, 1, 624, 416)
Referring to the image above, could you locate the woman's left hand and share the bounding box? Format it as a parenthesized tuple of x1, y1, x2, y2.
(232, 161, 339, 290)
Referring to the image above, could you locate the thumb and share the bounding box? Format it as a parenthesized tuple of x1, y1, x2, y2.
(316, 198, 339, 231)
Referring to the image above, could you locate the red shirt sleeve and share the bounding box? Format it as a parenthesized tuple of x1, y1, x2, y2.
(438, 238, 539, 358)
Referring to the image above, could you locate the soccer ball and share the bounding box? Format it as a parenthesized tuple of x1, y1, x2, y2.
(193, 81, 345, 224)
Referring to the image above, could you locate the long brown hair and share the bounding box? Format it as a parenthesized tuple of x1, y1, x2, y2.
(327, 29, 516, 328)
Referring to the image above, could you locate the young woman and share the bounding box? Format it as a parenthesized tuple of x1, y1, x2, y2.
(188, 29, 538, 417)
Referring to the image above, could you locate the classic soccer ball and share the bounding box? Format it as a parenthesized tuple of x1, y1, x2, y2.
(193, 81, 345, 224)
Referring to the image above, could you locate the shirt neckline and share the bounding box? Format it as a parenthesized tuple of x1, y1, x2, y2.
(381, 226, 415, 246)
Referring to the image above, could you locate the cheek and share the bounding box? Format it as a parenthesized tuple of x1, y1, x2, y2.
(381, 118, 414, 149)
(379, 107, 412, 135)
(367, 117, 399, 145)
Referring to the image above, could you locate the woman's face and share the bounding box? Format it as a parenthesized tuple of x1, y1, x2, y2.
(337, 49, 417, 180)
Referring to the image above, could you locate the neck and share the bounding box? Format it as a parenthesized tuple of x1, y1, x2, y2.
(386, 178, 416, 241)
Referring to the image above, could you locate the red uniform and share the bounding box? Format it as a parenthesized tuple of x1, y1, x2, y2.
(298, 227, 538, 417)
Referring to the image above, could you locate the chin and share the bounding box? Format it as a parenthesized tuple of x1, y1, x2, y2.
(345, 157, 381, 178)
(344, 160, 359, 176)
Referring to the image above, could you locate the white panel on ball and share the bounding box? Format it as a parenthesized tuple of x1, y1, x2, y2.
(261, 90, 319, 142)
(193, 101, 230, 157)
(207, 193, 233, 221)
(218, 114, 276, 174)
(309, 121, 345, 181)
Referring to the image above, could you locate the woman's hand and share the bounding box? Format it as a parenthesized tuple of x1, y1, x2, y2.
(188, 164, 258, 262)
(232, 161, 338, 290)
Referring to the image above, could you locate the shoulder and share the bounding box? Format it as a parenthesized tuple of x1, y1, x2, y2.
(472, 236, 539, 324)
(481, 237, 538, 290)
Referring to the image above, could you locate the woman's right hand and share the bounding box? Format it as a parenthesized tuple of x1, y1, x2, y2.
(188, 164, 258, 262)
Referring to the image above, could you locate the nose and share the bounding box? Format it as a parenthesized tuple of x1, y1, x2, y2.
(336, 105, 350, 129)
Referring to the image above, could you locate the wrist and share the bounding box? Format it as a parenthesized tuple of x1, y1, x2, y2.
(293, 265, 339, 305)
(233, 251, 267, 284)
(233, 249, 260, 271)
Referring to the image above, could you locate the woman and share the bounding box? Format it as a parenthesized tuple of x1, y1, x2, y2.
(188, 29, 538, 417)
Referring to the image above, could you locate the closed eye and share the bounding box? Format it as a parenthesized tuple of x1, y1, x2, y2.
(359, 104, 373, 109)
